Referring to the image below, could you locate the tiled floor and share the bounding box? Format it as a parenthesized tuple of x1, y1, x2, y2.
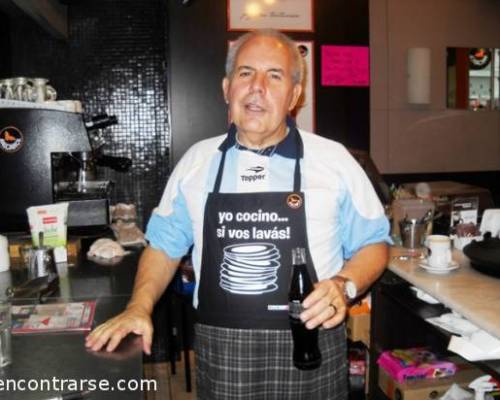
(144, 351, 196, 400)
(169, 351, 196, 400)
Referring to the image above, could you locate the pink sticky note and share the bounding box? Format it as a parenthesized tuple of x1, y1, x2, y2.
(321, 45, 370, 87)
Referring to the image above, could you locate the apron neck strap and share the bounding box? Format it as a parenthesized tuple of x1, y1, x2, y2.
(293, 129, 302, 193)
(213, 138, 229, 193)
(213, 126, 303, 194)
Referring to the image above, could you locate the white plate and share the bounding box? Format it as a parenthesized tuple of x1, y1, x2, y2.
(418, 260, 459, 274)
(219, 281, 278, 295)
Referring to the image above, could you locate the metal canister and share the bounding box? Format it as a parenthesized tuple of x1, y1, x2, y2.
(399, 219, 428, 249)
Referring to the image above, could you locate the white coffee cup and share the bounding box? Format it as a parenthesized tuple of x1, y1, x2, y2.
(0, 235, 10, 272)
(425, 235, 452, 268)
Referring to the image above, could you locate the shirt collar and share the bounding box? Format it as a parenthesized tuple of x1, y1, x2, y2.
(219, 116, 299, 159)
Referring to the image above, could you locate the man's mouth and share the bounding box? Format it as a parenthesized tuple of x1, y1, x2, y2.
(245, 102, 265, 113)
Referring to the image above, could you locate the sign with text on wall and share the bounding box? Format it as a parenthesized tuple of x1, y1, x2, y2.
(228, 0, 314, 32)
(321, 45, 370, 87)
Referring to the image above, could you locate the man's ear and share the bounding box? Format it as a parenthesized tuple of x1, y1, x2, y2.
(288, 83, 303, 111)
(222, 77, 229, 104)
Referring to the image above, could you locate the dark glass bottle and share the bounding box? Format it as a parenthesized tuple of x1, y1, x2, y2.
(288, 247, 322, 370)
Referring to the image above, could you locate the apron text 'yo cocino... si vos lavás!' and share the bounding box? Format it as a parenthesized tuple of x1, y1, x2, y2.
(197, 127, 318, 329)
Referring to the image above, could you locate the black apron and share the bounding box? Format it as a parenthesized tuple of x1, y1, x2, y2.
(197, 127, 318, 329)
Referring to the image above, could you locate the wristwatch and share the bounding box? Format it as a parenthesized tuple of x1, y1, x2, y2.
(331, 275, 357, 302)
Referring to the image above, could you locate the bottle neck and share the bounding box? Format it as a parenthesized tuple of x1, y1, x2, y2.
(292, 247, 306, 265)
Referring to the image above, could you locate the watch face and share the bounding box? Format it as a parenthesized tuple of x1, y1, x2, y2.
(469, 48, 492, 70)
(345, 281, 357, 299)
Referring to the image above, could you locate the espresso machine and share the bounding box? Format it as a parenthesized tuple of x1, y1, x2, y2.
(0, 105, 130, 234)
(51, 113, 131, 234)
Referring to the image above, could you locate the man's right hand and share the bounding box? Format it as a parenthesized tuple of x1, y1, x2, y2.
(85, 305, 153, 354)
(84, 246, 181, 355)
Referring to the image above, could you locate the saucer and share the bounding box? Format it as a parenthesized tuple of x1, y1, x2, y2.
(418, 260, 459, 274)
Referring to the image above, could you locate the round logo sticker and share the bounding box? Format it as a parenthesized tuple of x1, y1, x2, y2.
(0, 126, 24, 153)
(287, 193, 303, 209)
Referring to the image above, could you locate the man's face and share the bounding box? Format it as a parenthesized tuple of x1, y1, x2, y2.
(222, 36, 302, 142)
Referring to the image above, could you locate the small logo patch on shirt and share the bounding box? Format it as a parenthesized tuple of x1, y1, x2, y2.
(247, 166, 264, 173)
(237, 154, 269, 191)
(240, 165, 266, 183)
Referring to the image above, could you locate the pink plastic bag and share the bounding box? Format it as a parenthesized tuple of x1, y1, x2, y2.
(377, 348, 457, 383)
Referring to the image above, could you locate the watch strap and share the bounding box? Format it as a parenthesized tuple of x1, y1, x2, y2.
(331, 275, 357, 301)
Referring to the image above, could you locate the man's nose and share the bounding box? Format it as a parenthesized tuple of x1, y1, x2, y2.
(250, 73, 266, 93)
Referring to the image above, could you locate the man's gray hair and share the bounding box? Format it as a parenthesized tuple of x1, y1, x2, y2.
(225, 29, 304, 85)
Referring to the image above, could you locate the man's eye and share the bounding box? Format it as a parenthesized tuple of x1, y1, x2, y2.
(239, 71, 251, 77)
(270, 73, 282, 80)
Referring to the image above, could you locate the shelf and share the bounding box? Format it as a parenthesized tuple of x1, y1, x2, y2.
(369, 270, 500, 398)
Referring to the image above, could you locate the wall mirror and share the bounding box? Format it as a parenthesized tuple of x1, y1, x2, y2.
(447, 47, 499, 110)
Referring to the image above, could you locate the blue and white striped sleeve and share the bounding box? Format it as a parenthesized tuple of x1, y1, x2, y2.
(145, 185, 193, 259)
(338, 153, 391, 260)
(145, 153, 195, 259)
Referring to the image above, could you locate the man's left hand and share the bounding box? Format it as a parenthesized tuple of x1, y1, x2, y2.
(299, 279, 346, 330)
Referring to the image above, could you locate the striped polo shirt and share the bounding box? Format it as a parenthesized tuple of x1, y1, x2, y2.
(146, 126, 391, 307)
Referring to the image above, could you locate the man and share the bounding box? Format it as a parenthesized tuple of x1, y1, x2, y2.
(86, 29, 390, 399)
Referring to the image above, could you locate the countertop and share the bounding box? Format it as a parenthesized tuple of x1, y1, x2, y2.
(0, 249, 140, 301)
(388, 247, 500, 340)
(5, 297, 144, 400)
(0, 248, 144, 400)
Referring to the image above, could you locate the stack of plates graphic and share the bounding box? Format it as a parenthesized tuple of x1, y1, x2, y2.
(219, 243, 281, 295)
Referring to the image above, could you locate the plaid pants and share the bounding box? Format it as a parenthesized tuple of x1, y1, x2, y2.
(194, 323, 348, 400)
